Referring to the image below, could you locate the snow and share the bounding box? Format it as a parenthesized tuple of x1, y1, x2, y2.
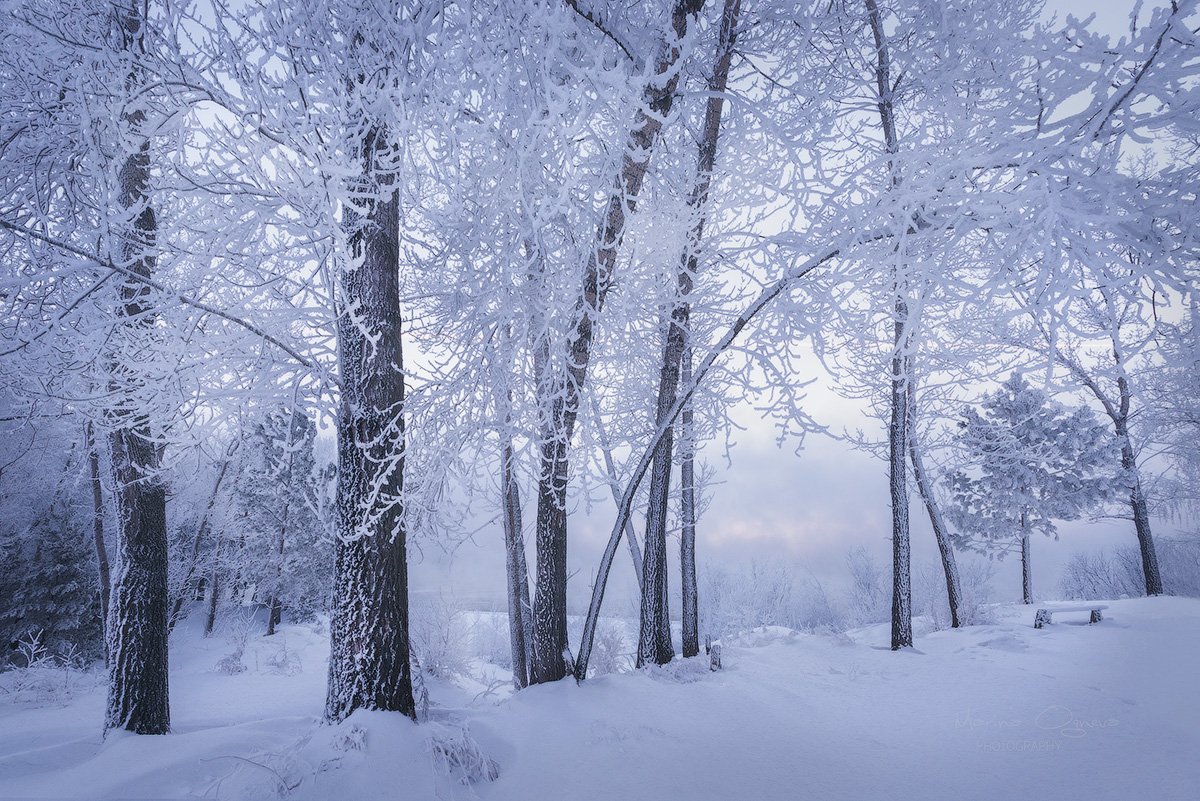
(2, 597, 1198, 800)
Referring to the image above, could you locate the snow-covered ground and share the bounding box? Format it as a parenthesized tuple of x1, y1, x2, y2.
(1, 597, 1197, 800)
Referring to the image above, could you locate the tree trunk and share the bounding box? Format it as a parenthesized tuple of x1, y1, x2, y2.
(266, 417, 298, 637)
(85, 423, 111, 637)
(204, 531, 223, 637)
(680, 343, 699, 657)
(906, 389, 962, 628)
(1128, 475, 1162, 595)
(170, 454, 232, 631)
(1113, 377, 1163, 596)
(888, 303, 913, 650)
(103, 5, 170, 736)
(1020, 516, 1033, 605)
(638, 0, 740, 670)
(265, 523, 286, 636)
(590, 393, 644, 589)
(638, 364, 678, 668)
(502, 438, 531, 689)
(324, 127, 415, 722)
(573, 241, 844, 679)
(530, 0, 703, 684)
(864, 0, 912, 651)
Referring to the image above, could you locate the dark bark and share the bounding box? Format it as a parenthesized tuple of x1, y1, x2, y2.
(204, 530, 223, 637)
(265, 524, 286, 636)
(906, 389, 962, 628)
(1113, 377, 1163, 596)
(85, 423, 111, 635)
(573, 242, 846, 680)
(169, 455, 232, 631)
(680, 343, 699, 657)
(1021, 536, 1033, 605)
(1020, 514, 1033, 604)
(324, 125, 415, 722)
(530, 0, 704, 684)
(502, 438, 531, 689)
(865, 0, 912, 650)
(888, 303, 913, 650)
(103, 5, 170, 736)
(266, 417, 299, 637)
(1055, 306, 1164, 597)
(638, 0, 740, 670)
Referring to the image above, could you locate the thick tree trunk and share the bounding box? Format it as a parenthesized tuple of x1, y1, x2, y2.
(324, 127, 415, 721)
(85, 423, 111, 635)
(906, 391, 962, 628)
(105, 426, 170, 735)
(638, 363, 678, 667)
(103, 6, 170, 735)
(680, 344, 699, 657)
(530, 0, 703, 684)
(502, 439, 531, 689)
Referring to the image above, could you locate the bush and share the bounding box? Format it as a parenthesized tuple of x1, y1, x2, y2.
(844, 547, 889, 627)
(1061, 539, 1200, 600)
(411, 594, 472, 680)
(588, 620, 632, 676)
(0, 632, 97, 705)
(699, 560, 843, 639)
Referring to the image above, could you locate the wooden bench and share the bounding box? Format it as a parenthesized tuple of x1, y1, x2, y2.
(1034, 605, 1108, 629)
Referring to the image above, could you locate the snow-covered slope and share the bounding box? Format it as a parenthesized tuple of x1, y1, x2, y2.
(2, 597, 1197, 800)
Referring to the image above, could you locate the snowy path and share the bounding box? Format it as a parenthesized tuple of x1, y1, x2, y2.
(1, 597, 1197, 800)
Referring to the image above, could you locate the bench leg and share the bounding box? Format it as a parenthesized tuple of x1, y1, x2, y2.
(1034, 609, 1051, 629)
(1090, 609, 1102, 624)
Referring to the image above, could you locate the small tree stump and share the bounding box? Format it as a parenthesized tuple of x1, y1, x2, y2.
(1034, 609, 1052, 629)
(1089, 608, 1103, 624)
(709, 643, 722, 671)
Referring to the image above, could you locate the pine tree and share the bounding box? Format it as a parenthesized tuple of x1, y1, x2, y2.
(946, 374, 1127, 604)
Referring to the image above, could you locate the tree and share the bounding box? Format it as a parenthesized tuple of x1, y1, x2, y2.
(946, 374, 1126, 604)
(529, 0, 707, 684)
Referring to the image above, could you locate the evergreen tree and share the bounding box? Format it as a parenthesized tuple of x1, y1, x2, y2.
(946, 374, 1127, 604)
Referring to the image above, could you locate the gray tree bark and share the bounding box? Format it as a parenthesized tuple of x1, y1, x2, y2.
(680, 343, 699, 657)
(906, 389, 963, 628)
(502, 437, 532, 689)
(639, 0, 741, 669)
(324, 122, 415, 722)
(103, 4, 170, 736)
(1113, 377, 1163, 596)
(865, 0, 913, 650)
(85, 422, 111, 637)
(1020, 514, 1033, 605)
(888, 303, 913, 650)
(266, 413, 300, 637)
(530, 0, 704, 684)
